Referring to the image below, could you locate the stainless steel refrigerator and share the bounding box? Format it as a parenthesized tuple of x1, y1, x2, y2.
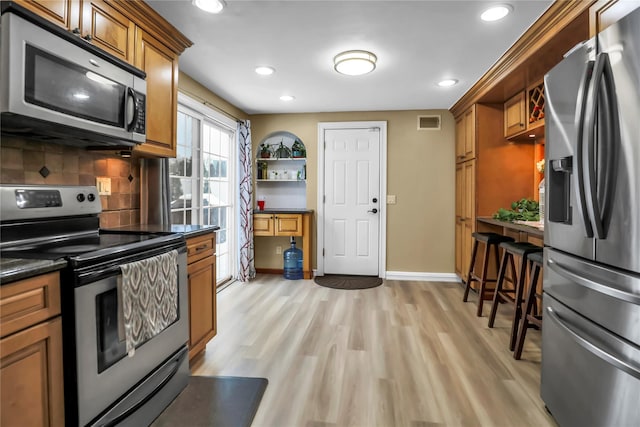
(542, 6, 640, 427)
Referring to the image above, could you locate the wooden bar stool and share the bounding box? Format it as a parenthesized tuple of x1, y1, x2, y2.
(463, 232, 515, 317)
(487, 241, 542, 351)
(514, 251, 544, 360)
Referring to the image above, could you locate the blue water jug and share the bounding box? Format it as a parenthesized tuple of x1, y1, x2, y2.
(283, 237, 303, 280)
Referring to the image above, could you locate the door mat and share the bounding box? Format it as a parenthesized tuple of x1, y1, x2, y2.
(151, 376, 268, 427)
(314, 274, 383, 290)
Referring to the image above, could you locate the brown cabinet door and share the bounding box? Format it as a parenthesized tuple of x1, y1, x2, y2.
(14, 0, 79, 31)
(81, 0, 134, 63)
(464, 106, 476, 159)
(455, 115, 465, 163)
(274, 214, 303, 236)
(254, 213, 275, 236)
(187, 256, 216, 360)
(134, 28, 178, 158)
(1, 317, 64, 427)
(504, 91, 526, 137)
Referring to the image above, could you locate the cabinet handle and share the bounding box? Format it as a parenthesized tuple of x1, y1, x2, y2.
(72, 27, 81, 35)
(457, 155, 465, 160)
(83, 34, 93, 42)
(194, 244, 209, 252)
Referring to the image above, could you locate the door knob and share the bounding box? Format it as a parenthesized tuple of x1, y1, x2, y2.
(368, 208, 378, 214)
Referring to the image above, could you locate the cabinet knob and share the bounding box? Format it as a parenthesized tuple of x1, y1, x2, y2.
(72, 27, 81, 34)
(83, 34, 93, 42)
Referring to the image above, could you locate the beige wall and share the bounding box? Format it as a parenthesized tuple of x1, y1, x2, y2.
(250, 110, 456, 274)
(178, 72, 249, 121)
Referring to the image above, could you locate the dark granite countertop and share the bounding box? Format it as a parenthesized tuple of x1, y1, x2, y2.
(112, 224, 220, 239)
(254, 209, 314, 214)
(0, 258, 67, 285)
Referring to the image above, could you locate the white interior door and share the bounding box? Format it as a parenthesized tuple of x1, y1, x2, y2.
(323, 127, 380, 275)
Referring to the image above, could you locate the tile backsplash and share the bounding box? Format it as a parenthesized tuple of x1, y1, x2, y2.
(1, 137, 141, 228)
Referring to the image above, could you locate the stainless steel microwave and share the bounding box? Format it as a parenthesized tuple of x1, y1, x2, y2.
(0, 5, 146, 148)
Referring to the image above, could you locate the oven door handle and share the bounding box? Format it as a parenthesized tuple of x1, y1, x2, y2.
(100, 351, 184, 427)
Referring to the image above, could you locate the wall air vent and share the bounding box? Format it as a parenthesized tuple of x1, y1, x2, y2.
(417, 115, 441, 130)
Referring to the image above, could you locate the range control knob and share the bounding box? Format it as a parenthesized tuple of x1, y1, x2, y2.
(87, 193, 96, 202)
(77, 193, 85, 202)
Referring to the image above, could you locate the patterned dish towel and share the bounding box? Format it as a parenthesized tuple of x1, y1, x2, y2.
(118, 250, 178, 357)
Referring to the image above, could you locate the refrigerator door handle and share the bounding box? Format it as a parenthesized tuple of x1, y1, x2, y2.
(546, 306, 640, 380)
(548, 258, 640, 304)
(583, 53, 615, 239)
(597, 52, 620, 240)
(575, 60, 595, 237)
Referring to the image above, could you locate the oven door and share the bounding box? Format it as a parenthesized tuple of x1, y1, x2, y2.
(73, 248, 188, 426)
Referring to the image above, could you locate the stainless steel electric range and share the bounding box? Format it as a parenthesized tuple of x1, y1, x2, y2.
(0, 185, 189, 427)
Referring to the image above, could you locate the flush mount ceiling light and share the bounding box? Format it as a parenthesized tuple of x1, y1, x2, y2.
(255, 66, 275, 76)
(280, 95, 295, 101)
(481, 4, 513, 22)
(438, 79, 459, 87)
(334, 50, 377, 76)
(193, 0, 226, 14)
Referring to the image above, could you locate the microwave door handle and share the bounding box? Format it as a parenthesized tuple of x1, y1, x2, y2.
(575, 60, 595, 237)
(598, 53, 620, 240)
(126, 87, 139, 132)
(583, 53, 608, 239)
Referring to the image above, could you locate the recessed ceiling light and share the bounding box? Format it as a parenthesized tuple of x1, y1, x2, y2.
(334, 50, 377, 76)
(280, 95, 295, 101)
(438, 79, 458, 87)
(255, 66, 275, 76)
(193, 0, 226, 14)
(481, 4, 512, 22)
(529, 134, 536, 138)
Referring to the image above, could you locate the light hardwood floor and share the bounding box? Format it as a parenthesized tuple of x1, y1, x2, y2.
(191, 275, 556, 427)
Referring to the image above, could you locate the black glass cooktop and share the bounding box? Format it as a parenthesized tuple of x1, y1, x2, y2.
(0, 230, 182, 263)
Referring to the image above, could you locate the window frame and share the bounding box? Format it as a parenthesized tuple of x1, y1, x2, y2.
(173, 92, 237, 285)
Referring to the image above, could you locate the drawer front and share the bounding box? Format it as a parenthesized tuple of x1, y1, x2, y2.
(187, 233, 215, 264)
(275, 214, 302, 236)
(0, 272, 61, 338)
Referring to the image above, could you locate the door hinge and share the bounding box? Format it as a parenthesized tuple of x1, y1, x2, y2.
(323, 195, 326, 203)
(323, 248, 325, 256)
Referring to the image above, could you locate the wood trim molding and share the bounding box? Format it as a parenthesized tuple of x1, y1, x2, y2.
(110, 0, 193, 54)
(450, 0, 594, 117)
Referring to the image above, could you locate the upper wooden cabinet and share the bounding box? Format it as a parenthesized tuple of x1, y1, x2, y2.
(503, 81, 545, 140)
(12, 0, 192, 158)
(590, 0, 640, 36)
(13, 0, 79, 31)
(455, 105, 476, 163)
(81, 0, 135, 63)
(133, 28, 179, 157)
(504, 91, 526, 137)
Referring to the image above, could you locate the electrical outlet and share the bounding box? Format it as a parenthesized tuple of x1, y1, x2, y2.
(387, 195, 397, 204)
(96, 177, 111, 195)
(276, 246, 282, 255)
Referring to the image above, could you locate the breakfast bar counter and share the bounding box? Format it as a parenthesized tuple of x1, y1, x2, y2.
(477, 217, 544, 246)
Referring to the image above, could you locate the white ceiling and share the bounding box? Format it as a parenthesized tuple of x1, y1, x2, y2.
(146, 0, 553, 115)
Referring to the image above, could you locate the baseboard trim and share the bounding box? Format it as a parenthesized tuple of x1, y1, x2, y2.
(385, 271, 461, 282)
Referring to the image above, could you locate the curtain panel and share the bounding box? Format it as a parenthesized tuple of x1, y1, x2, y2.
(237, 120, 255, 281)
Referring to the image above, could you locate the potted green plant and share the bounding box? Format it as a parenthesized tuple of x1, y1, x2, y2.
(291, 140, 306, 158)
(259, 143, 271, 158)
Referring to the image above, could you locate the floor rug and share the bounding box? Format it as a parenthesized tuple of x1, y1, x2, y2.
(152, 376, 268, 427)
(314, 274, 383, 290)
